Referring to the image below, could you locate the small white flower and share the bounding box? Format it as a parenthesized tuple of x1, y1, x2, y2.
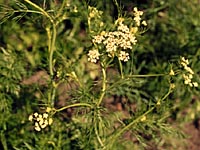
(129, 34, 137, 45)
(39, 119, 44, 126)
(188, 74, 193, 79)
(133, 7, 144, 26)
(169, 69, 175, 76)
(193, 82, 198, 87)
(88, 49, 100, 63)
(28, 115, 33, 121)
(170, 84, 176, 89)
(92, 35, 105, 44)
(34, 112, 38, 117)
(189, 83, 193, 87)
(105, 42, 117, 53)
(181, 57, 189, 65)
(46, 107, 52, 113)
(40, 120, 48, 129)
(134, 16, 142, 26)
(140, 115, 146, 122)
(119, 51, 130, 62)
(34, 122, 41, 131)
(43, 113, 48, 119)
(184, 66, 194, 74)
(141, 20, 147, 26)
(48, 118, 53, 125)
(117, 23, 130, 33)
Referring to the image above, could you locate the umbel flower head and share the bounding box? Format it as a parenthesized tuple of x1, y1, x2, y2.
(90, 19, 137, 61)
(133, 7, 144, 26)
(29, 108, 53, 131)
(180, 56, 198, 87)
(87, 7, 147, 63)
(119, 51, 130, 62)
(87, 49, 100, 63)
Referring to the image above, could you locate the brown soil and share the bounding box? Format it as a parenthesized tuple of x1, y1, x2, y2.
(183, 120, 200, 150)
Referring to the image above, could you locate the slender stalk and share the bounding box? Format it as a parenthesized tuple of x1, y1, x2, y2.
(24, 0, 57, 106)
(126, 74, 167, 78)
(94, 110, 104, 148)
(23, 0, 56, 76)
(113, 0, 122, 18)
(110, 107, 155, 143)
(94, 63, 108, 148)
(109, 85, 173, 145)
(23, 0, 54, 24)
(55, 103, 92, 113)
(14, 10, 43, 14)
(50, 82, 57, 106)
(49, 24, 57, 76)
(97, 65, 107, 106)
(56, 0, 67, 18)
(157, 84, 174, 105)
(45, 15, 56, 106)
(118, 59, 124, 79)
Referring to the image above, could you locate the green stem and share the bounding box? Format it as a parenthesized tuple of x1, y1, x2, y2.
(95, 63, 108, 148)
(49, 24, 57, 77)
(24, 0, 57, 106)
(111, 107, 155, 143)
(109, 85, 173, 145)
(94, 110, 104, 148)
(118, 59, 124, 79)
(50, 83, 56, 106)
(55, 103, 92, 113)
(113, 0, 122, 17)
(126, 74, 167, 78)
(23, 0, 54, 24)
(14, 9, 43, 14)
(97, 65, 107, 106)
(157, 84, 173, 105)
(56, 0, 67, 18)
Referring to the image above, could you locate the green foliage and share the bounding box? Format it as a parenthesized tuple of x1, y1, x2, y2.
(0, 0, 199, 150)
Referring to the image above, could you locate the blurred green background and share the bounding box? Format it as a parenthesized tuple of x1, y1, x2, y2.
(0, 0, 200, 149)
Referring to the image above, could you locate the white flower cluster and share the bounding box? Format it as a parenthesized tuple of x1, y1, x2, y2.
(103, 20, 137, 51)
(87, 7, 147, 63)
(89, 21, 134, 63)
(133, 7, 147, 27)
(87, 49, 100, 63)
(119, 51, 130, 62)
(180, 57, 198, 87)
(29, 108, 53, 131)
